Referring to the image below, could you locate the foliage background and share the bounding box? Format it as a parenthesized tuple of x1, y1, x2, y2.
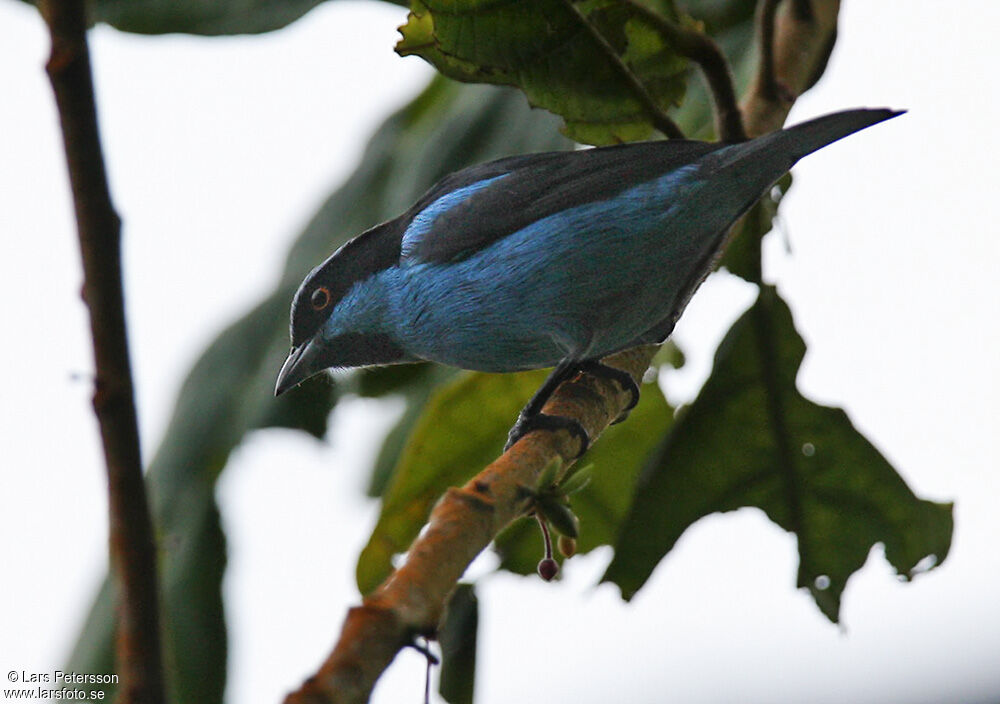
(1, 1, 998, 703)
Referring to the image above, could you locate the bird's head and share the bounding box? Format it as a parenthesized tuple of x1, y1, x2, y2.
(274, 223, 412, 395)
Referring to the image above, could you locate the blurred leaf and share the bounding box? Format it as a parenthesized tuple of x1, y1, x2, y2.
(494, 378, 672, 575)
(604, 286, 953, 621)
(256, 374, 338, 438)
(355, 362, 434, 399)
(365, 365, 459, 497)
(67, 78, 569, 702)
(357, 369, 549, 593)
(397, 0, 690, 144)
(439, 583, 478, 704)
(21, 0, 407, 35)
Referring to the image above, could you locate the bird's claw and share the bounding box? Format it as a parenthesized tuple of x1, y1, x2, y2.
(577, 361, 640, 424)
(505, 412, 590, 458)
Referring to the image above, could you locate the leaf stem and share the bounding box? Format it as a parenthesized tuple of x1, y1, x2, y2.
(560, 0, 685, 139)
(756, 0, 784, 103)
(38, 2, 165, 702)
(619, 0, 747, 142)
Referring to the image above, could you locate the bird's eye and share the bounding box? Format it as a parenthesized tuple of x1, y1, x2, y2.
(310, 286, 331, 311)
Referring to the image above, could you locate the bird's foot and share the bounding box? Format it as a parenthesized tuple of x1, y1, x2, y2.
(576, 361, 640, 424)
(504, 412, 590, 458)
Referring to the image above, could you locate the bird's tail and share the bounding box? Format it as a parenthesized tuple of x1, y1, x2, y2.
(705, 108, 904, 177)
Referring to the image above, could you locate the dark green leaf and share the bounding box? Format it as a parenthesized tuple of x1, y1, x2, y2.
(604, 287, 953, 621)
(20, 0, 407, 36)
(67, 78, 569, 701)
(397, 0, 690, 144)
(536, 496, 580, 539)
(439, 583, 478, 704)
(494, 379, 672, 575)
(355, 363, 434, 399)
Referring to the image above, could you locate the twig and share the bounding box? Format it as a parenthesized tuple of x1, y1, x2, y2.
(756, 0, 783, 103)
(792, 0, 815, 21)
(560, 0, 685, 139)
(38, 2, 165, 703)
(741, 0, 840, 137)
(620, 0, 746, 142)
(284, 346, 655, 704)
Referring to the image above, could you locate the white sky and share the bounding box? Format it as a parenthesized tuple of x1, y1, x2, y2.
(1, 1, 998, 703)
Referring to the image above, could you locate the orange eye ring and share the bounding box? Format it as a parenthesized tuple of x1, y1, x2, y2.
(310, 286, 331, 311)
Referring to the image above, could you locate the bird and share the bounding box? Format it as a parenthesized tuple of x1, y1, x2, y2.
(275, 108, 901, 454)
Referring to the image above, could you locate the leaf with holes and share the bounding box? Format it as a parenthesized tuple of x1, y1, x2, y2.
(604, 286, 953, 622)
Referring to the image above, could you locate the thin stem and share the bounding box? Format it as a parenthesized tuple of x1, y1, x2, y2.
(756, 0, 783, 103)
(792, 0, 815, 21)
(620, 0, 747, 142)
(560, 0, 685, 139)
(38, 2, 165, 703)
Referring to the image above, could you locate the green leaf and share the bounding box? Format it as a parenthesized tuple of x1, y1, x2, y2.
(356, 368, 549, 593)
(439, 583, 478, 704)
(364, 365, 459, 497)
(20, 0, 407, 36)
(603, 286, 953, 621)
(493, 378, 672, 575)
(397, 0, 690, 144)
(66, 78, 570, 702)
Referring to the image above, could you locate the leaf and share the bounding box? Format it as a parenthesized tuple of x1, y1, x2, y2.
(397, 0, 691, 145)
(364, 365, 459, 497)
(20, 0, 407, 36)
(357, 369, 549, 594)
(438, 583, 478, 704)
(66, 78, 570, 702)
(603, 286, 954, 622)
(493, 378, 672, 575)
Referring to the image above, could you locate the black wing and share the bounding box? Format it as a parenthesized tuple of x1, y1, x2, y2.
(399, 139, 724, 264)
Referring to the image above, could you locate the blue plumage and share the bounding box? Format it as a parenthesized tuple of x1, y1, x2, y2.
(277, 108, 901, 449)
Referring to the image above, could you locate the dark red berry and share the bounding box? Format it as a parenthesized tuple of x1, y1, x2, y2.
(537, 558, 559, 581)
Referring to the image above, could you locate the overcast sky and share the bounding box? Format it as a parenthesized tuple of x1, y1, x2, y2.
(2, 1, 998, 703)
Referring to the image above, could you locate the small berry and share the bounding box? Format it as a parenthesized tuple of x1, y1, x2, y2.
(558, 535, 577, 558)
(537, 558, 559, 581)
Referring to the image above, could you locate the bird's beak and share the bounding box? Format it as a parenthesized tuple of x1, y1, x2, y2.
(275, 338, 321, 396)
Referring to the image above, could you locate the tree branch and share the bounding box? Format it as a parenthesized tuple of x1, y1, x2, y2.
(284, 346, 656, 704)
(560, 0, 685, 139)
(38, 2, 165, 703)
(620, 0, 746, 142)
(742, 0, 841, 137)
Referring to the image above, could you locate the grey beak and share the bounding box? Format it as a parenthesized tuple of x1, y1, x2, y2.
(275, 338, 320, 396)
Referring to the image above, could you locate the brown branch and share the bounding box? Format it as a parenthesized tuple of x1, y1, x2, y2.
(620, 0, 746, 142)
(284, 346, 656, 704)
(38, 2, 165, 703)
(742, 0, 841, 137)
(560, 0, 685, 139)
